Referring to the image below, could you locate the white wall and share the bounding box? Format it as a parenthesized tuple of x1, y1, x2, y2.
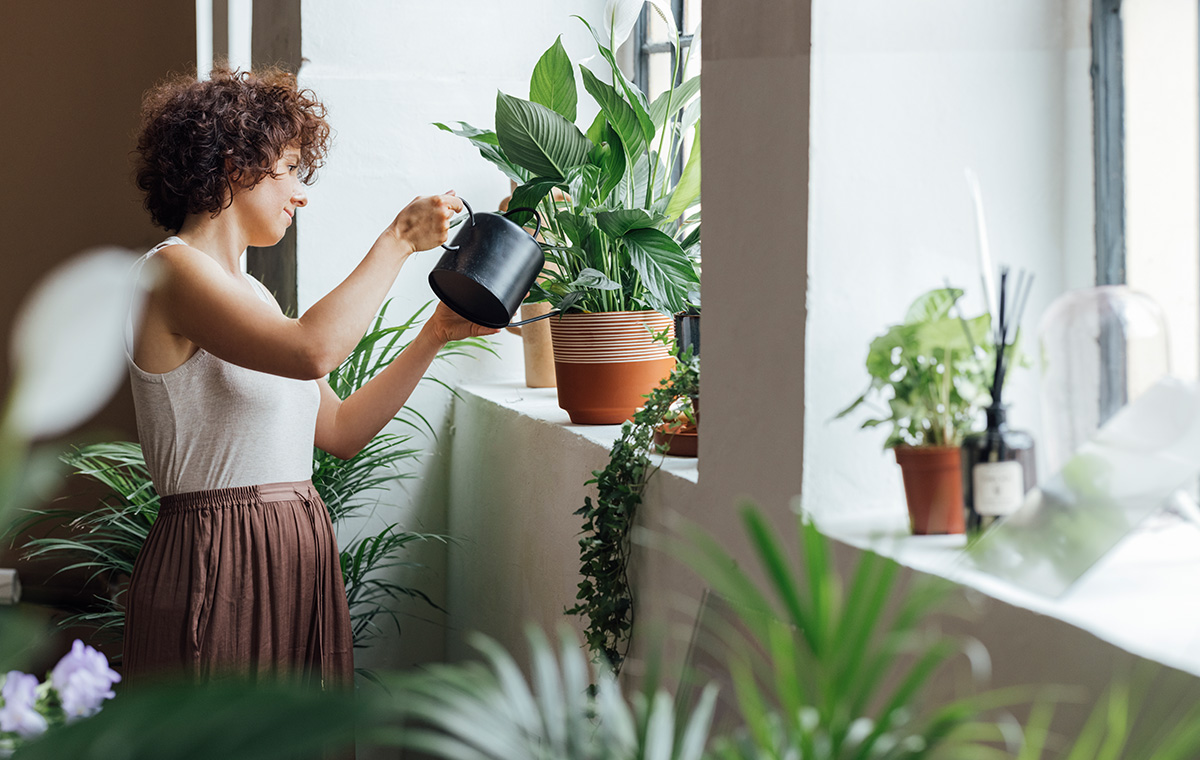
(295, 0, 605, 674)
(803, 0, 1095, 522)
(1124, 0, 1200, 382)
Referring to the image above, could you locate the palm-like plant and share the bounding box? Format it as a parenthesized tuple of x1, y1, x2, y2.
(8, 302, 490, 653)
(673, 506, 1009, 760)
(376, 626, 717, 760)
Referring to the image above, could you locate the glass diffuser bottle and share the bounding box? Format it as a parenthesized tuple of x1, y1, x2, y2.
(961, 404, 1037, 534)
(962, 266, 1038, 536)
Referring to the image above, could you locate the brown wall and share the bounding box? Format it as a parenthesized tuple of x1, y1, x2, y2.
(0, 2, 194, 626)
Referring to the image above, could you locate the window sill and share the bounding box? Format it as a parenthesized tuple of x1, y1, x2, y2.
(816, 507, 1200, 678)
(448, 381, 1200, 681)
(455, 381, 699, 485)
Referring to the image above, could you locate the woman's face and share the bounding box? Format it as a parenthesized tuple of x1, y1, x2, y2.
(232, 148, 307, 246)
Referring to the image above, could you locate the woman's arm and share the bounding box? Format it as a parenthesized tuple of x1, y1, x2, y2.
(154, 194, 462, 380)
(314, 302, 499, 459)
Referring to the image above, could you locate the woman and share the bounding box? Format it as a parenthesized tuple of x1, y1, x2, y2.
(122, 66, 496, 687)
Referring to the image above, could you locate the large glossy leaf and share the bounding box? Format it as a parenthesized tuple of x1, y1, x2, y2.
(529, 36, 576, 123)
(567, 268, 621, 291)
(664, 124, 701, 221)
(566, 164, 601, 210)
(591, 121, 626, 204)
(576, 15, 655, 142)
(507, 178, 563, 227)
(616, 150, 653, 208)
(649, 75, 700, 129)
(434, 121, 527, 184)
(595, 209, 665, 238)
(580, 66, 646, 160)
(495, 92, 591, 179)
(623, 227, 697, 314)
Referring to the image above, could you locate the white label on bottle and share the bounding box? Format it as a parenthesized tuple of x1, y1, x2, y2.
(973, 461, 1025, 517)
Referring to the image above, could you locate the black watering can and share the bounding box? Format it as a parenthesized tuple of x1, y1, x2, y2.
(428, 200, 559, 329)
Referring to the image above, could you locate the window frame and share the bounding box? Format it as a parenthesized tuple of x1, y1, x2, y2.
(632, 0, 695, 185)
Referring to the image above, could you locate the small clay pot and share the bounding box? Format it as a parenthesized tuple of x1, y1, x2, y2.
(893, 445, 965, 535)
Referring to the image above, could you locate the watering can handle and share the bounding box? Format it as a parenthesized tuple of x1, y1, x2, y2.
(502, 207, 543, 239)
(441, 199, 475, 252)
(507, 308, 560, 328)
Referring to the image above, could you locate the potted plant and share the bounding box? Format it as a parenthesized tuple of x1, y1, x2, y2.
(437, 8, 701, 423)
(836, 288, 992, 534)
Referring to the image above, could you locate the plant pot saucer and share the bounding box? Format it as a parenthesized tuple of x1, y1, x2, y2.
(653, 426, 698, 457)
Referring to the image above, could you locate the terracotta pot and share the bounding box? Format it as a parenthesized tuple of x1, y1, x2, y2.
(550, 311, 675, 424)
(893, 445, 965, 535)
(505, 303, 556, 388)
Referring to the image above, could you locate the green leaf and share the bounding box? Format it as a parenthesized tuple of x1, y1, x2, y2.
(905, 287, 964, 324)
(507, 178, 562, 227)
(568, 268, 622, 291)
(623, 227, 698, 314)
(566, 164, 601, 210)
(595, 209, 665, 238)
(580, 66, 647, 160)
(591, 121, 627, 204)
(494, 92, 592, 179)
(680, 223, 700, 256)
(529, 36, 576, 122)
(576, 15, 655, 142)
(910, 314, 990, 355)
(664, 124, 701, 221)
(617, 150, 653, 208)
(433, 121, 528, 184)
(649, 75, 701, 129)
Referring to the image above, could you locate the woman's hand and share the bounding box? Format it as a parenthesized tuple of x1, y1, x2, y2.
(388, 191, 465, 253)
(425, 301, 500, 345)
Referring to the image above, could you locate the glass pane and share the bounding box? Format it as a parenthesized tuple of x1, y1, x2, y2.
(646, 5, 672, 43)
(647, 51, 673, 103)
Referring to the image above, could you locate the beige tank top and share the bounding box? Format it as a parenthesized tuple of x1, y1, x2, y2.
(126, 237, 321, 496)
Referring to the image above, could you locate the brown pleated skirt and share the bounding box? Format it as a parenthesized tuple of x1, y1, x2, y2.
(122, 480, 354, 689)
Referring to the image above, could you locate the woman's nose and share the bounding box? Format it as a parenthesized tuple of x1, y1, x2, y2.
(292, 186, 308, 207)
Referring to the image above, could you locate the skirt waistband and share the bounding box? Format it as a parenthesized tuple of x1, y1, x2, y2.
(159, 480, 320, 514)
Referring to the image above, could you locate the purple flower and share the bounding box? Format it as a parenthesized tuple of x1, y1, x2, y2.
(49, 640, 121, 720)
(0, 671, 47, 739)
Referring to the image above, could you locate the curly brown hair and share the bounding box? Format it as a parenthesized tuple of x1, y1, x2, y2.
(135, 66, 331, 233)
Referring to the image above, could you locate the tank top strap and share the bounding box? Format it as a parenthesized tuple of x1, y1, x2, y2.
(126, 237, 186, 356)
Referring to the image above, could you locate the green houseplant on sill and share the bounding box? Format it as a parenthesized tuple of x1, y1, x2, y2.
(836, 287, 992, 535)
(436, 5, 701, 424)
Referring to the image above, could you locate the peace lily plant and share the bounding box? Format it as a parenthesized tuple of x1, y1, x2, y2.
(436, 0, 701, 316)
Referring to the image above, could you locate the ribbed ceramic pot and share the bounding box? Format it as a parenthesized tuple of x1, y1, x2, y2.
(550, 311, 676, 424)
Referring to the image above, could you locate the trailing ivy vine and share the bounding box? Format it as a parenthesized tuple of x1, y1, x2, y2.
(566, 352, 699, 673)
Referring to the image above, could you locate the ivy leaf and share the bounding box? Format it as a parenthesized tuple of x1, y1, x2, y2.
(529, 36, 577, 122)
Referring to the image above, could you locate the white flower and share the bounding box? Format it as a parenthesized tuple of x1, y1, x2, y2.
(49, 640, 121, 720)
(0, 671, 47, 739)
(602, 0, 677, 49)
(5, 248, 141, 440)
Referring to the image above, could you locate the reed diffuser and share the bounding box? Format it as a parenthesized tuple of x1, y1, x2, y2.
(961, 267, 1038, 535)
